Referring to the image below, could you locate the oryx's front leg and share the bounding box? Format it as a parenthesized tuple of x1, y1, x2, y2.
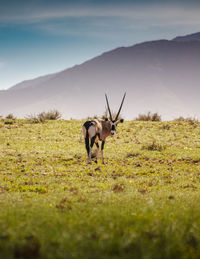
(95, 142, 99, 163)
(101, 140, 105, 164)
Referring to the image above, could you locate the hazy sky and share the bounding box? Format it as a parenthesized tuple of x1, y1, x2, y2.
(0, 0, 200, 89)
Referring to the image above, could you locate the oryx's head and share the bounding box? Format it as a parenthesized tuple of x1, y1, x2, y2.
(105, 93, 126, 136)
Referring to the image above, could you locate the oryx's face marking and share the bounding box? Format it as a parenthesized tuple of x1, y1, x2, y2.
(110, 121, 117, 136)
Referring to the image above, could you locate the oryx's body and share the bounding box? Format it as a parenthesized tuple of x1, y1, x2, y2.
(82, 93, 126, 164)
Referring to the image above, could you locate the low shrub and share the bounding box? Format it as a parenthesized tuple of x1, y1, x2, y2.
(26, 110, 61, 123)
(162, 124, 171, 130)
(4, 114, 16, 125)
(126, 151, 141, 158)
(38, 110, 61, 120)
(26, 114, 45, 124)
(174, 117, 199, 124)
(6, 113, 16, 120)
(142, 140, 166, 151)
(4, 120, 14, 125)
(135, 112, 161, 121)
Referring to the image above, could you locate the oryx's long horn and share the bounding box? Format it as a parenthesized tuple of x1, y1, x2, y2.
(105, 94, 113, 121)
(114, 93, 126, 121)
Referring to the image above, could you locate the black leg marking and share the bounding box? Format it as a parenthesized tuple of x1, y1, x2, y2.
(101, 141, 105, 150)
(85, 137, 90, 156)
(95, 142, 99, 163)
(101, 141, 105, 164)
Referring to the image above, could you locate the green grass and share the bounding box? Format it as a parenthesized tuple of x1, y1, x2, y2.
(1, 119, 200, 258)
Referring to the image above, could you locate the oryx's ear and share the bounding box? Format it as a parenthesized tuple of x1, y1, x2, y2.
(116, 118, 124, 125)
(105, 118, 108, 121)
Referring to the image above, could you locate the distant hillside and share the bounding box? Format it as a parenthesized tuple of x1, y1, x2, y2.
(173, 32, 200, 41)
(1, 32, 200, 120)
(9, 73, 57, 91)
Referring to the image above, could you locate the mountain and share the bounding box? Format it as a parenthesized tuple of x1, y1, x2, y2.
(173, 31, 200, 41)
(9, 73, 57, 91)
(1, 33, 200, 120)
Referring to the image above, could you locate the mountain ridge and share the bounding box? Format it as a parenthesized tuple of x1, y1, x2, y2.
(1, 32, 200, 120)
(173, 31, 200, 41)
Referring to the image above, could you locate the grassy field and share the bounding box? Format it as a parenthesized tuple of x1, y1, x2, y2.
(1, 118, 200, 258)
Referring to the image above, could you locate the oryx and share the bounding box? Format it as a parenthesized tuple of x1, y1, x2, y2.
(82, 93, 126, 164)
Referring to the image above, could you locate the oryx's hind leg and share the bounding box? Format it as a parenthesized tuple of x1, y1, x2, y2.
(85, 136, 90, 156)
(82, 125, 92, 163)
(86, 126, 95, 163)
(82, 124, 95, 163)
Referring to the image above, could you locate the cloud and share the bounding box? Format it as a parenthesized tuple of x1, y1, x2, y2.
(25, 5, 200, 40)
(0, 3, 200, 23)
(0, 2, 200, 41)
